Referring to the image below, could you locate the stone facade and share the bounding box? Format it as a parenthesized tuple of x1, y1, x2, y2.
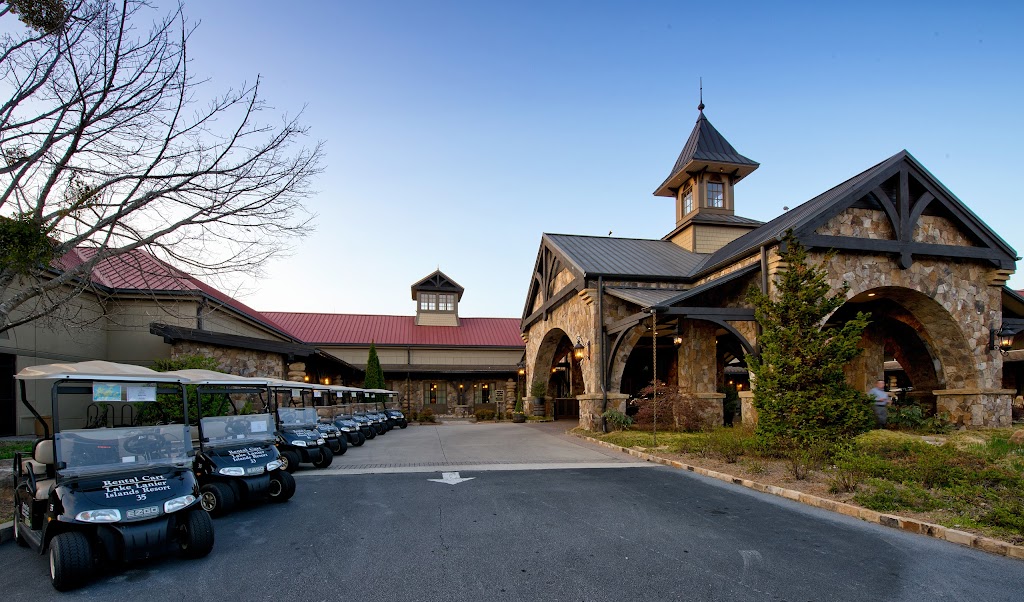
(171, 342, 285, 378)
(936, 389, 1015, 428)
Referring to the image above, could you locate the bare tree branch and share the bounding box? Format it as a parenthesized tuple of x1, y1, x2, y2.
(0, 0, 322, 333)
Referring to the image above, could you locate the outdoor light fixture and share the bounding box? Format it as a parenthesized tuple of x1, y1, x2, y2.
(573, 337, 589, 361)
(673, 335, 683, 345)
(517, 361, 525, 376)
(990, 325, 1016, 354)
(303, 375, 309, 382)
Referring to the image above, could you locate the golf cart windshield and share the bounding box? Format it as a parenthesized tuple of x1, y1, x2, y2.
(55, 425, 191, 478)
(277, 407, 318, 428)
(200, 414, 275, 446)
(385, 402, 401, 411)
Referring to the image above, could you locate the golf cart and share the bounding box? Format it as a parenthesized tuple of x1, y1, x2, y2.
(367, 389, 408, 429)
(325, 386, 366, 446)
(162, 370, 296, 516)
(308, 384, 347, 456)
(266, 379, 333, 472)
(356, 399, 389, 435)
(12, 361, 213, 591)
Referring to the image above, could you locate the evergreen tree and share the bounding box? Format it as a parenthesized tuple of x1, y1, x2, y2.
(364, 341, 386, 389)
(746, 231, 875, 447)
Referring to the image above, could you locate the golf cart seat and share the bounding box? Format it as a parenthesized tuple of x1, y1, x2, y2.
(22, 439, 56, 499)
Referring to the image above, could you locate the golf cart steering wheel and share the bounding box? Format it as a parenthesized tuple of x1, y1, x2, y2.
(123, 433, 166, 455)
(224, 419, 249, 435)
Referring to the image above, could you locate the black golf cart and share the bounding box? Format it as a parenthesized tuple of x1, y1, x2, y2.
(12, 361, 213, 591)
(164, 369, 296, 516)
(266, 379, 333, 472)
(325, 386, 366, 446)
(309, 384, 347, 456)
(367, 389, 408, 429)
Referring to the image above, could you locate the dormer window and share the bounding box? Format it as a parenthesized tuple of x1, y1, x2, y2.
(419, 293, 437, 311)
(438, 293, 455, 311)
(707, 182, 724, 208)
(682, 187, 693, 215)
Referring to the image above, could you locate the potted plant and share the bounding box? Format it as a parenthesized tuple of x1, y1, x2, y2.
(512, 397, 526, 423)
(529, 380, 548, 417)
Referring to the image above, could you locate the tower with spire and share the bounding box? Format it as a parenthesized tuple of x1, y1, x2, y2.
(654, 96, 762, 254)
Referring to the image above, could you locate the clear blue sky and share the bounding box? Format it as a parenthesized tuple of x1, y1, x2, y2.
(174, 0, 1023, 318)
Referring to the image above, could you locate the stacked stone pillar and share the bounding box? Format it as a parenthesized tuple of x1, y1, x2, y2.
(676, 320, 725, 428)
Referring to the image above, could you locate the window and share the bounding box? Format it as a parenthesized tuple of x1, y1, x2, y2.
(683, 187, 693, 215)
(419, 293, 437, 311)
(424, 382, 446, 405)
(438, 293, 455, 311)
(707, 182, 724, 208)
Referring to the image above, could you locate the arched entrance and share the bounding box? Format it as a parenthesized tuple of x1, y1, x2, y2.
(530, 328, 585, 420)
(832, 286, 978, 414)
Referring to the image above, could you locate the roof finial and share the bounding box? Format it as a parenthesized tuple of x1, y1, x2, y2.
(697, 77, 704, 113)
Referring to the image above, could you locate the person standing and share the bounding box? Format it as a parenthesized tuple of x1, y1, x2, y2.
(868, 379, 891, 427)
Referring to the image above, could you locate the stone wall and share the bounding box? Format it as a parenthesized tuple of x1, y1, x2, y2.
(171, 342, 284, 378)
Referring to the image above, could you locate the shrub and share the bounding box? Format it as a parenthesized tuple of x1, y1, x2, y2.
(418, 408, 436, 423)
(530, 380, 547, 399)
(854, 479, 938, 512)
(474, 409, 496, 421)
(633, 384, 709, 432)
(602, 409, 633, 431)
(745, 231, 875, 448)
(706, 427, 749, 463)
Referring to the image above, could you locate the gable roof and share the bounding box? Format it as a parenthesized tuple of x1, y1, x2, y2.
(411, 270, 465, 301)
(261, 312, 525, 348)
(544, 233, 706, 280)
(55, 247, 294, 340)
(654, 110, 759, 197)
(694, 150, 1018, 277)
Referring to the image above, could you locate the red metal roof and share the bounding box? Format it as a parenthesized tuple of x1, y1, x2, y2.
(262, 312, 526, 348)
(56, 247, 291, 336)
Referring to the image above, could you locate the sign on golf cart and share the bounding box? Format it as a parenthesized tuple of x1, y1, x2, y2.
(101, 474, 172, 500)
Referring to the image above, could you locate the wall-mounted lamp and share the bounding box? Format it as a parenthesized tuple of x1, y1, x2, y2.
(322, 378, 330, 385)
(672, 335, 683, 345)
(516, 361, 525, 376)
(303, 375, 310, 382)
(573, 337, 589, 361)
(990, 325, 1016, 354)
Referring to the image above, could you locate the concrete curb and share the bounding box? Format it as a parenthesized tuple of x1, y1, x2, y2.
(574, 432, 1024, 561)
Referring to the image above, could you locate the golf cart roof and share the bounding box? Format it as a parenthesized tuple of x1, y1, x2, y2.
(15, 360, 186, 383)
(265, 377, 317, 390)
(329, 385, 364, 393)
(161, 369, 275, 386)
(364, 389, 397, 395)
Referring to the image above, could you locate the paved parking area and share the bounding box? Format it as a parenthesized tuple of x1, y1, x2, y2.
(320, 421, 650, 474)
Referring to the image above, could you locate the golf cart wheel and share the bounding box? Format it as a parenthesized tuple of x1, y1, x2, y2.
(199, 482, 236, 517)
(373, 424, 385, 435)
(364, 428, 376, 440)
(335, 435, 347, 456)
(399, 420, 408, 429)
(281, 450, 301, 473)
(13, 500, 27, 547)
(327, 439, 342, 454)
(312, 445, 333, 468)
(268, 471, 296, 503)
(354, 432, 365, 446)
(49, 531, 93, 591)
(178, 507, 215, 559)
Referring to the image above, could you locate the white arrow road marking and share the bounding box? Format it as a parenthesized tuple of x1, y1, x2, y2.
(428, 471, 475, 485)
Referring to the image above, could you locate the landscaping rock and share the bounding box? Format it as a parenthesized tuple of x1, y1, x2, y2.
(1009, 429, 1024, 445)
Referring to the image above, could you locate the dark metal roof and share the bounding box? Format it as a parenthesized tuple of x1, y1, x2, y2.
(544, 233, 706, 280)
(605, 288, 683, 307)
(655, 111, 759, 196)
(687, 213, 763, 226)
(649, 264, 759, 309)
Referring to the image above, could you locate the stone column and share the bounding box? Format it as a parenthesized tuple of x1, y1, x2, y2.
(505, 379, 516, 416)
(934, 388, 1014, 427)
(676, 320, 723, 429)
(740, 391, 757, 427)
(576, 393, 628, 431)
(286, 362, 306, 383)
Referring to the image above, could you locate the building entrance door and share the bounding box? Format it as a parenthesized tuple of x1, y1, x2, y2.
(554, 397, 579, 421)
(0, 354, 16, 436)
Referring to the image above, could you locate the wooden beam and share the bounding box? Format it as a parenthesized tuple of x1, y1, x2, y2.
(660, 307, 756, 321)
(520, 274, 585, 331)
(607, 311, 650, 335)
(800, 234, 1014, 269)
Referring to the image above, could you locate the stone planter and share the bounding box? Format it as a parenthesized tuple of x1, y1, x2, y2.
(512, 413, 527, 423)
